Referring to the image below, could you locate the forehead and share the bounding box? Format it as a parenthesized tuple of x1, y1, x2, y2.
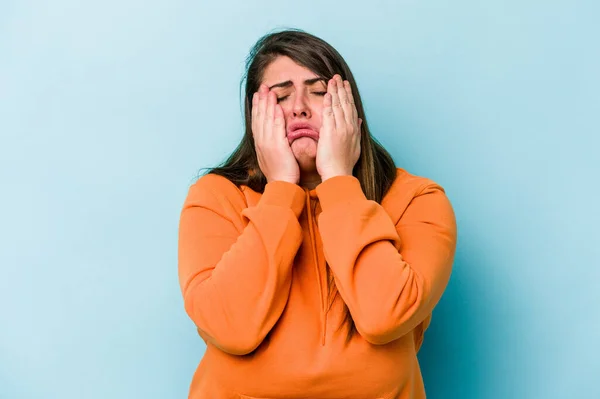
(262, 56, 319, 86)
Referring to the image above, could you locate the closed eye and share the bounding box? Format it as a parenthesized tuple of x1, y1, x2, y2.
(277, 92, 326, 103)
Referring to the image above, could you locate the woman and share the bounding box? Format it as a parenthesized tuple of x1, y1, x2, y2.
(178, 29, 457, 399)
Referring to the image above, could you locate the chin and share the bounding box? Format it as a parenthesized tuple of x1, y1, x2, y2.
(291, 137, 317, 154)
(295, 155, 317, 172)
(291, 137, 318, 169)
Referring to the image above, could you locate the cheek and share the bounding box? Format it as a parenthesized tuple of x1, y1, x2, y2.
(312, 104, 323, 126)
(281, 104, 294, 119)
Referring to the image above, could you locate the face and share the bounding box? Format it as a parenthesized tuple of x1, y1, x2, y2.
(260, 56, 327, 172)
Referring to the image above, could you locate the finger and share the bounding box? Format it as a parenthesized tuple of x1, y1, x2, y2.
(264, 90, 276, 139)
(257, 85, 268, 139)
(329, 78, 345, 131)
(251, 92, 259, 135)
(343, 80, 358, 121)
(274, 103, 286, 138)
(321, 91, 335, 136)
(335, 76, 353, 127)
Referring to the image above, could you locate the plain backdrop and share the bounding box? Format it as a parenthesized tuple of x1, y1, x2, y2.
(1, 0, 598, 398)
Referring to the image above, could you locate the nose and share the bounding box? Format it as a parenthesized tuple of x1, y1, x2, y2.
(292, 92, 311, 118)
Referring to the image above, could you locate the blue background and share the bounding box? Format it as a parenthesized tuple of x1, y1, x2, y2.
(1, 0, 598, 398)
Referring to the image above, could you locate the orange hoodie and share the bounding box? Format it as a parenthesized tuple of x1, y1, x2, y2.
(178, 168, 457, 399)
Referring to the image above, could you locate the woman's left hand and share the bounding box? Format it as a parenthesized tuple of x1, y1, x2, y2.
(316, 75, 363, 181)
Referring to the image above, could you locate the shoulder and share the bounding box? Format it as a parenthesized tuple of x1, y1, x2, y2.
(384, 167, 446, 200)
(393, 167, 446, 192)
(183, 173, 248, 211)
(382, 168, 453, 220)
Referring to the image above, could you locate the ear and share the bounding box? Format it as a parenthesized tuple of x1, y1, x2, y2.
(358, 118, 363, 128)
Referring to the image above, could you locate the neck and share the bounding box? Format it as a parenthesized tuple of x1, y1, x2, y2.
(299, 171, 321, 190)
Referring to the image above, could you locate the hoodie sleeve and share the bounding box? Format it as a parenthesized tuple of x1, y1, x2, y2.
(316, 175, 457, 345)
(178, 174, 305, 355)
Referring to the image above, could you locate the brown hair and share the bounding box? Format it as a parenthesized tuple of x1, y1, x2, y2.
(202, 28, 397, 341)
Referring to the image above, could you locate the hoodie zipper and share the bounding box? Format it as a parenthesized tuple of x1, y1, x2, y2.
(305, 190, 327, 346)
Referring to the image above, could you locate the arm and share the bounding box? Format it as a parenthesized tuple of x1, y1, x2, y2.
(316, 175, 457, 345)
(178, 174, 305, 355)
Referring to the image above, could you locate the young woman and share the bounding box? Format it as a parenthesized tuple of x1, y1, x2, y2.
(178, 29, 457, 399)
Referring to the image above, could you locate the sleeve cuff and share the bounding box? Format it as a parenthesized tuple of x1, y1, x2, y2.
(259, 181, 306, 218)
(316, 175, 367, 211)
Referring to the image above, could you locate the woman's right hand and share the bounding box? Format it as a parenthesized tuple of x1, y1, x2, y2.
(252, 84, 300, 185)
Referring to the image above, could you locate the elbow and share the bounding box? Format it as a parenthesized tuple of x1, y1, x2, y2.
(210, 333, 263, 356)
(192, 318, 266, 356)
(355, 317, 405, 345)
(354, 290, 426, 345)
(184, 298, 266, 356)
(359, 272, 441, 345)
(193, 327, 262, 355)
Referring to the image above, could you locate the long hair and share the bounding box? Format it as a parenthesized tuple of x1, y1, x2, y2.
(203, 28, 397, 341)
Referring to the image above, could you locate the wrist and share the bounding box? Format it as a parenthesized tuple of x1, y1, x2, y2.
(261, 180, 305, 218)
(268, 177, 299, 185)
(316, 174, 365, 210)
(319, 170, 353, 182)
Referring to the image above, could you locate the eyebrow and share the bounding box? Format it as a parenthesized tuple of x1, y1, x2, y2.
(268, 77, 325, 90)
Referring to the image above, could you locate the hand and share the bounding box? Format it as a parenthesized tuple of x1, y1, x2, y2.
(316, 75, 362, 181)
(251, 84, 300, 184)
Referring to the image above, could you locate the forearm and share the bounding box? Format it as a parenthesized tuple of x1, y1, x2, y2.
(179, 178, 306, 354)
(316, 175, 457, 344)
